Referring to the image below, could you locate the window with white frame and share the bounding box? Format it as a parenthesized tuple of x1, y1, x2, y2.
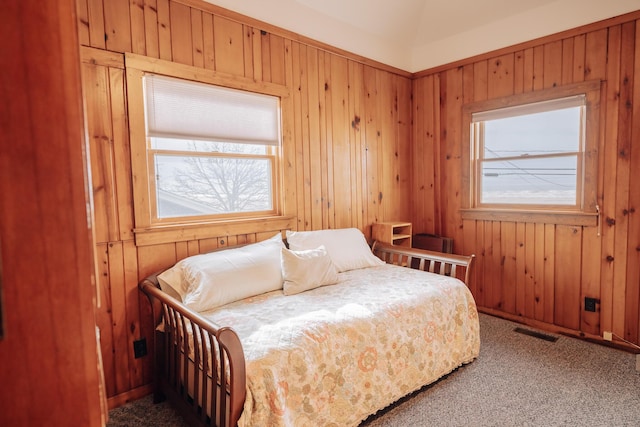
(142, 74, 281, 223)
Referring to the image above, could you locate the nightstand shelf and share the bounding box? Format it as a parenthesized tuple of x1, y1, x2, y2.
(372, 222, 412, 247)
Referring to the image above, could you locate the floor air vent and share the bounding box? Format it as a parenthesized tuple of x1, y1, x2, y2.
(514, 327, 558, 342)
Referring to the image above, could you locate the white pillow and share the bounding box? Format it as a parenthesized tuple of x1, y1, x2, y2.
(157, 264, 187, 301)
(281, 246, 339, 295)
(157, 266, 184, 301)
(159, 233, 285, 312)
(286, 228, 384, 272)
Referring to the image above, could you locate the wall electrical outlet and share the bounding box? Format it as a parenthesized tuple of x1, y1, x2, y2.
(133, 338, 147, 358)
(603, 331, 613, 341)
(584, 297, 598, 312)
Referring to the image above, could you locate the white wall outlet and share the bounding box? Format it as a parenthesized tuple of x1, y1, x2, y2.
(603, 331, 613, 341)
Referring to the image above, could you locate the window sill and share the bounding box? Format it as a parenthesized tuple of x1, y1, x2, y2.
(460, 209, 597, 227)
(133, 215, 295, 246)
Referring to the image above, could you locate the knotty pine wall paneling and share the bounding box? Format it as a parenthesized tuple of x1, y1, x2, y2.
(1, 0, 106, 424)
(77, 0, 412, 403)
(412, 13, 640, 348)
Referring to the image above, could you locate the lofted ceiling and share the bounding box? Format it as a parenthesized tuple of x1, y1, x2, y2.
(203, 0, 640, 72)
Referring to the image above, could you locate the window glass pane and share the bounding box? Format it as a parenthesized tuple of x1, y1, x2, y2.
(155, 154, 273, 218)
(481, 155, 577, 205)
(483, 107, 581, 159)
(151, 138, 267, 155)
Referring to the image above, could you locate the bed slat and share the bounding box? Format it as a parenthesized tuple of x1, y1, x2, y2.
(371, 241, 475, 285)
(139, 279, 246, 427)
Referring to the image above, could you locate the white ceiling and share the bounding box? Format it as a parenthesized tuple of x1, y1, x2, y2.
(204, 0, 640, 73)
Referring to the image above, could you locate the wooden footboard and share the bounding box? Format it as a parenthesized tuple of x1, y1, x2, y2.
(139, 275, 246, 427)
(372, 241, 475, 285)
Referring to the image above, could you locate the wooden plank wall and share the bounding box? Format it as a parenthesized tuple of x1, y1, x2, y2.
(76, 0, 411, 403)
(0, 0, 106, 424)
(412, 14, 640, 348)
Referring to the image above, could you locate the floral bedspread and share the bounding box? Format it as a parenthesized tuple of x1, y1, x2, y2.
(199, 263, 480, 427)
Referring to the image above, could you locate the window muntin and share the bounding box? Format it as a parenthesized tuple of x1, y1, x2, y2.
(142, 75, 281, 223)
(472, 95, 585, 210)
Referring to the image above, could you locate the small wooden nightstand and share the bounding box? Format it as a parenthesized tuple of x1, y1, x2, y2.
(372, 221, 412, 247)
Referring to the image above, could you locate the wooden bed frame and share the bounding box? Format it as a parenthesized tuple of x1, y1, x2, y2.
(138, 241, 475, 427)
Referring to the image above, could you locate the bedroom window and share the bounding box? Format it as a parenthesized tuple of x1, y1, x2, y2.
(126, 55, 290, 245)
(143, 75, 281, 221)
(461, 80, 601, 226)
(472, 95, 585, 208)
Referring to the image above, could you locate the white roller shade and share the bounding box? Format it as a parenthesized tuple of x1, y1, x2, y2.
(144, 74, 280, 145)
(472, 94, 585, 122)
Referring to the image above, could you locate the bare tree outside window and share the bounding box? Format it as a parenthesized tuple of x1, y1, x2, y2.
(154, 141, 274, 218)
